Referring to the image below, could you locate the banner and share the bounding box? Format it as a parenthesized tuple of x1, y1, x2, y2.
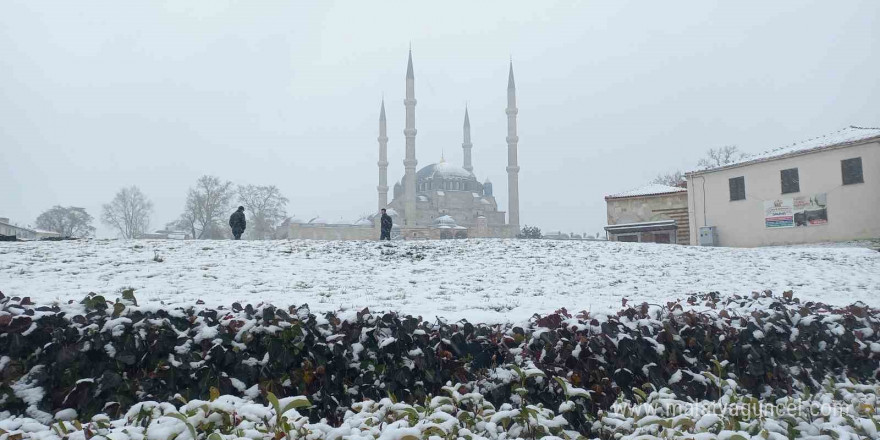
(764, 194, 827, 228)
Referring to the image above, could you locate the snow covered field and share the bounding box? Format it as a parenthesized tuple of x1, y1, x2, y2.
(1, 239, 878, 322)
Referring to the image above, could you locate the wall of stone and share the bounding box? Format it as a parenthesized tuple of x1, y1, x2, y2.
(289, 224, 378, 241)
(606, 192, 689, 245)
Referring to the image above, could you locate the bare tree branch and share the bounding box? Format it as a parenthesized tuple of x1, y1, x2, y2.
(238, 184, 289, 240)
(651, 170, 685, 187)
(35, 206, 95, 238)
(178, 175, 235, 239)
(101, 186, 153, 239)
(697, 145, 745, 169)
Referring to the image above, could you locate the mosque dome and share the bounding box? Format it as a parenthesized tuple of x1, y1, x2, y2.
(417, 162, 475, 181)
(433, 215, 458, 228)
(414, 160, 481, 193)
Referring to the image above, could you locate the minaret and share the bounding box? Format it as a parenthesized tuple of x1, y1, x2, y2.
(377, 99, 389, 210)
(462, 107, 473, 173)
(506, 61, 521, 229)
(403, 49, 418, 226)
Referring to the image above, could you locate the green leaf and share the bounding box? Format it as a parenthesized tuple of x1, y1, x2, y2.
(281, 396, 312, 414)
(267, 392, 281, 415)
(554, 377, 568, 396)
(112, 302, 125, 318)
(167, 413, 197, 440)
(633, 387, 647, 402)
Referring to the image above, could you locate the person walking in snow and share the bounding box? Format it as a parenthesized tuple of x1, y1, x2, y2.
(379, 208, 392, 241)
(229, 206, 246, 240)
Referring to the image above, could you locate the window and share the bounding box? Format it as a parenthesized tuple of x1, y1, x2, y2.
(781, 168, 800, 194)
(729, 176, 745, 201)
(617, 235, 638, 243)
(842, 157, 864, 185)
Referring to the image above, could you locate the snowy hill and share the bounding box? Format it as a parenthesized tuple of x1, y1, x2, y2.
(1, 239, 878, 322)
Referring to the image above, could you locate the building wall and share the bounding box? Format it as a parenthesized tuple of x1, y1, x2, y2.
(289, 224, 378, 241)
(687, 141, 880, 247)
(0, 223, 37, 239)
(605, 192, 689, 244)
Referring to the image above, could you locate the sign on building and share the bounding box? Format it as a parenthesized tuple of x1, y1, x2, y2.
(764, 193, 828, 228)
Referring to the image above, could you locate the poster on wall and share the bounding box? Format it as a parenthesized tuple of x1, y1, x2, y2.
(764, 198, 794, 228)
(764, 193, 828, 228)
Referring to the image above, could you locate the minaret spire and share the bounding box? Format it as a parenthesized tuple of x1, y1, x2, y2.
(402, 48, 418, 226)
(377, 99, 389, 210)
(505, 60, 521, 231)
(462, 106, 473, 173)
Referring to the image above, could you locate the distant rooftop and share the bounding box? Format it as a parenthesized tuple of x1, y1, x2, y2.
(605, 183, 686, 200)
(689, 125, 880, 175)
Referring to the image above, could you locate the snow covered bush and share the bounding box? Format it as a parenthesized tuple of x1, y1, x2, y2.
(1, 289, 878, 438)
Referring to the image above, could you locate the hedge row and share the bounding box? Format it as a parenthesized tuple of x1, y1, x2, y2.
(1, 289, 877, 436)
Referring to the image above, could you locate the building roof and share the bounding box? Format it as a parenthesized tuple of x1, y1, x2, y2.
(0, 218, 36, 233)
(689, 125, 880, 175)
(604, 219, 678, 234)
(416, 161, 476, 181)
(605, 184, 687, 200)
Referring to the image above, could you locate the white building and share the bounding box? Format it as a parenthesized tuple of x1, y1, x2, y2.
(686, 126, 880, 247)
(0, 217, 61, 240)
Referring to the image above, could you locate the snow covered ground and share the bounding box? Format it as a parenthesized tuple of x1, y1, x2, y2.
(0, 239, 878, 322)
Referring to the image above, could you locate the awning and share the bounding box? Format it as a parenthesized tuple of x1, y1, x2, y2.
(604, 220, 677, 234)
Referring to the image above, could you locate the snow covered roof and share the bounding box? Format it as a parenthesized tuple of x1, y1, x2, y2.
(689, 125, 880, 175)
(604, 219, 678, 234)
(433, 215, 457, 227)
(605, 184, 686, 200)
(417, 162, 475, 181)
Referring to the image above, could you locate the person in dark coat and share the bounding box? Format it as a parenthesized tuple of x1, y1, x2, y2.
(379, 208, 392, 241)
(229, 206, 246, 240)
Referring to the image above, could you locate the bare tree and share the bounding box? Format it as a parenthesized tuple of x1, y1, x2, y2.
(651, 170, 685, 187)
(178, 175, 235, 239)
(101, 186, 153, 239)
(697, 145, 745, 169)
(35, 206, 96, 238)
(238, 184, 289, 240)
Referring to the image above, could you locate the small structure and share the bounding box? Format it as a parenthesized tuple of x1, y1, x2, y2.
(603, 184, 689, 244)
(140, 230, 191, 240)
(432, 215, 468, 239)
(544, 231, 570, 240)
(0, 217, 61, 240)
(685, 126, 880, 247)
(288, 213, 392, 241)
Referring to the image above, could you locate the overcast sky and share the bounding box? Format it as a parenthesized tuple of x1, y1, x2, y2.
(1, 0, 878, 237)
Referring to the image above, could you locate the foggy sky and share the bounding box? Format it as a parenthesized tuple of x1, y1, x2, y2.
(2, 0, 878, 238)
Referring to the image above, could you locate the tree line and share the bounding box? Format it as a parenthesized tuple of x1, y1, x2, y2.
(34, 175, 289, 240)
(651, 145, 746, 186)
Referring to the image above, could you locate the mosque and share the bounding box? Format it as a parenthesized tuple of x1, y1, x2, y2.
(289, 50, 521, 240)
